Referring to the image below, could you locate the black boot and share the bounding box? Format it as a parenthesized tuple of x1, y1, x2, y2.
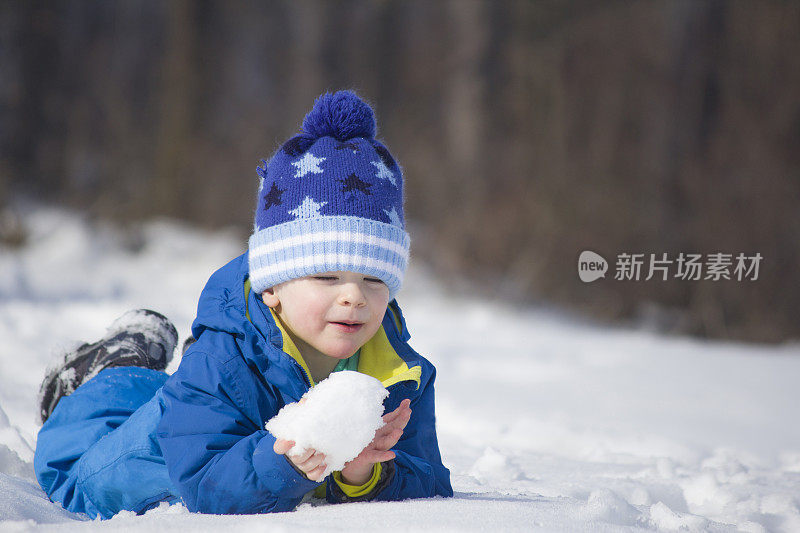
(38, 309, 178, 424)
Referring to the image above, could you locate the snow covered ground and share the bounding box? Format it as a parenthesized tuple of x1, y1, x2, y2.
(1, 206, 799, 532)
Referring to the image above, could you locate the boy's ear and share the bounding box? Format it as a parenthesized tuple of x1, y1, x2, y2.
(261, 288, 280, 308)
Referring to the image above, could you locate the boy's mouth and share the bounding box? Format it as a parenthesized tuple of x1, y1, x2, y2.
(330, 320, 364, 333)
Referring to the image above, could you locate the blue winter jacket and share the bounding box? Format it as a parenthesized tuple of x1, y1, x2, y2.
(156, 253, 453, 513)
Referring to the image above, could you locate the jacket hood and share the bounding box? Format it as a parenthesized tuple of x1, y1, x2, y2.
(191, 253, 251, 338)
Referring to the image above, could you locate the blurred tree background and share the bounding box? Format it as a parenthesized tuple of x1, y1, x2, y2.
(1, 0, 799, 343)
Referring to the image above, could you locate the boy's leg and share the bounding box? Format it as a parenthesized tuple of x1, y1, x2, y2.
(33, 310, 179, 519)
(35, 367, 171, 518)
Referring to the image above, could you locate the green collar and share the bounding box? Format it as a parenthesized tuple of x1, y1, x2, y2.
(332, 350, 360, 373)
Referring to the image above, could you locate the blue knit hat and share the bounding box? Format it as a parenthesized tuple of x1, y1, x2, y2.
(248, 91, 409, 300)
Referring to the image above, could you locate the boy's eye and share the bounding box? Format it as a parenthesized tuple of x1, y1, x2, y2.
(311, 275, 383, 284)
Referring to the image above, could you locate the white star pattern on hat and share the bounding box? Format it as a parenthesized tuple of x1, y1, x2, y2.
(289, 196, 327, 219)
(371, 160, 397, 186)
(383, 206, 402, 227)
(292, 152, 326, 178)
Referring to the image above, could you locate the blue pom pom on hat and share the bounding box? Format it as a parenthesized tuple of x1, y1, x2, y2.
(248, 91, 409, 300)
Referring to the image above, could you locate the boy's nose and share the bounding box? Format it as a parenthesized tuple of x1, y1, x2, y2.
(338, 283, 366, 307)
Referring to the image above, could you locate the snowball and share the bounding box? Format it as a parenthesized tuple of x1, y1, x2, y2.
(265, 371, 389, 476)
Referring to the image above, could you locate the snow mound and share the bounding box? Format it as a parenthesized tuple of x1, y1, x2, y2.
(265, 371, 389, 476)
(581, 489, 641, 527)
(469, 447, 522, 484)
(648, 501, 709, 531)
(0, 403, 33, 478)
(0, 473, 87, 524)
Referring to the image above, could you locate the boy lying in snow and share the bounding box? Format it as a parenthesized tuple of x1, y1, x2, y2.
(33, 91, 453, 518)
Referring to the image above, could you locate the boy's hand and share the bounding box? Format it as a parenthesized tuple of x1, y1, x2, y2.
(272, 398, 328, 481)
(340, 399, 412, 486)
(273, 438, 328, 482)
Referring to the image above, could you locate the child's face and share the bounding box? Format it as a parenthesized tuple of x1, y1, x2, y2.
(261, 271, 390, 360)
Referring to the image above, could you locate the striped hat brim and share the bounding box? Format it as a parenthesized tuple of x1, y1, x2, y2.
(248, 216, 410, 299)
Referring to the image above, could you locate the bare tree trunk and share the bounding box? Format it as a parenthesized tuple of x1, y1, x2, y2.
(154, 0, 197, 218)
(444, 0, 488, 256)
